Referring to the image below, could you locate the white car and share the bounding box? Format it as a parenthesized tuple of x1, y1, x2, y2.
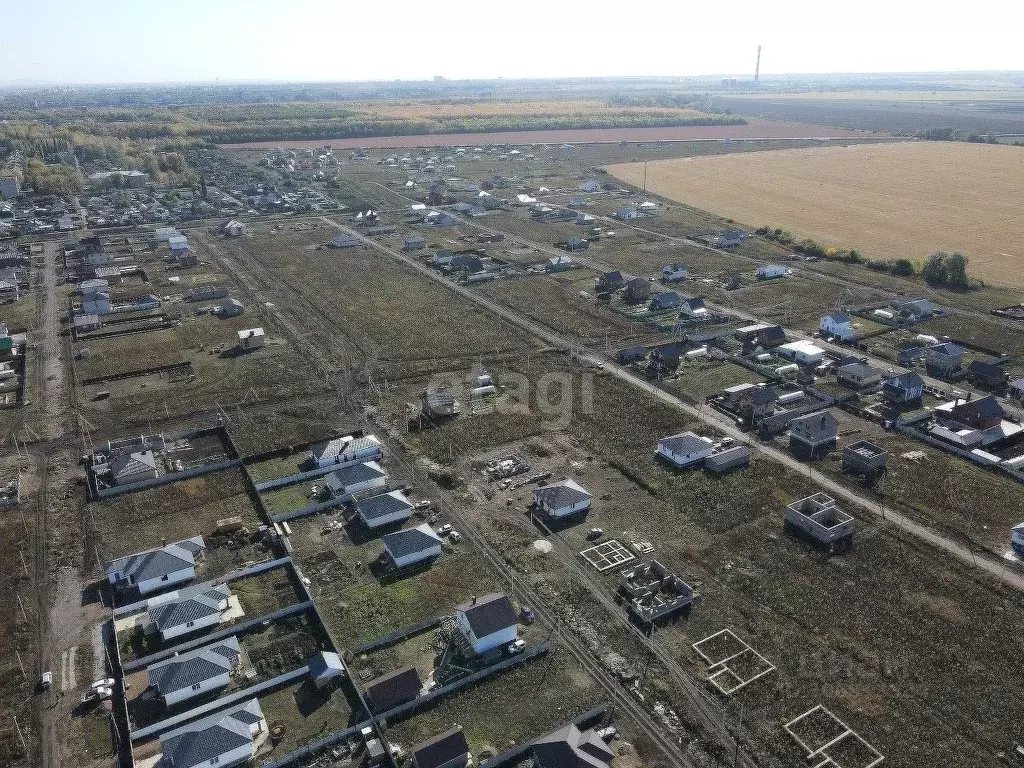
(507, 639, 526, 654)
(436, 524, 453, 536)
(448, 530, 462, 543)
(91, 678, 115, 690)
(414, 500, 432, 511)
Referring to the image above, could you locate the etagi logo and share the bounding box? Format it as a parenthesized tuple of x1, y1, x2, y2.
(425, 366, 595, 429)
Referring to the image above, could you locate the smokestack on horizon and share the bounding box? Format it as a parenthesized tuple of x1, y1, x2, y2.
(755, 45, 762, 82)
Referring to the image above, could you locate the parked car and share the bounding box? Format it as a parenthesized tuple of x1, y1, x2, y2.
(596, 726, 618, 741)
(90, 678, 115, 690)
(448, 530, 462, 543)
(521, 606, 536, 624)
(587, 528, 604, 540)
(413, 500, 432, 511)
(507, 639, 526, 654)
(436, 524, 453, 535)
(39, 671, 52, 690)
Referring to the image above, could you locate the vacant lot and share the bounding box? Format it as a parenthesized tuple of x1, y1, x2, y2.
(607, 142, 1024, 287)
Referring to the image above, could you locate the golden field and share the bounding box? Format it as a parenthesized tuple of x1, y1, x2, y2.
(606, 141, 1024, 287)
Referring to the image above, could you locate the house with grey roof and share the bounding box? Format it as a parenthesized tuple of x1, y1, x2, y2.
(924, 342, 964, 378)
(412, 726, 471, 768)
(355, 490, 413, 529)
(532, 722, 614, 768)
(147, 583, 233, 642)
(455, 592, 519, 655)
(423, 388, 460, 418)
(532, 478, 591, 519)
(382, 524, 444, 569)
(789, 410, 839, 459)
(836, 362, 885, 389)
(218, 297, 244, 317)
(105, 536, 205, 595)
(820, 312, 855, 342)
(158, 698, 266, 768)
(109, 449, 159, 486)
(325, 461, 388, 500)
(656, 432, 714, 468)
(147, 636, 240, 706)
(882, 371, 924, 408)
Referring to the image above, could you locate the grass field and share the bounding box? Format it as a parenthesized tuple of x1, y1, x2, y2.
(606, 141, 1024, 287)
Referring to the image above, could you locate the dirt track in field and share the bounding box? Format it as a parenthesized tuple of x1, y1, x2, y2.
(606, 141, 1024, 287)
(220, 119, 873, 149)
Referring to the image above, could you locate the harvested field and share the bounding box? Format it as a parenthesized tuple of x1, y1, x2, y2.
(607, 142, 1024, 287)
(223, 120, 873, 150)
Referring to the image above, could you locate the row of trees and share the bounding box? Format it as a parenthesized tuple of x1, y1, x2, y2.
(754, 226, 973, 289)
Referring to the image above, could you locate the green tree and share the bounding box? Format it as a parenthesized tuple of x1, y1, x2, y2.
(891, 259, 915, 277)
(924, 251, 969, 289)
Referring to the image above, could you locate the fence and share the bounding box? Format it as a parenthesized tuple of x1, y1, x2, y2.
(92, 457, 243, 499)
(353, 615, 444, 655)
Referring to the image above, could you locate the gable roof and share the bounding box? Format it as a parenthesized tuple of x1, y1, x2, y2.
(308, 650, 344, 681)
(456, 592, 518, 638)
(823, 312, 852, 324)
(312, 434, 382, 462)
(533, 723, 614, 768)
(110, 449, 158, 480)
(968, 360, 1005, 379)
(929, 341, 964, 357)
(790, 410, 839, 436)
(950, 395, 1003, 424)
(533, 478, 591, 510)
(659, 432, 714, 455)
(382, 524, 443, 560)
(159, 699, 263, 768)
(148, 636, 240, 695)
(837, 362, 883, 379)
(356, 490, 413, 522)
(150, 583, 231, 632)
(682, 296, 706, 310)
(411, 726, 470, 768)
(887, 371, 924, 390)
(326, 461, 386, 491)
(746, 386, 778, 406)
(105, 536, 205, 584)
(365, 665, 422, 712)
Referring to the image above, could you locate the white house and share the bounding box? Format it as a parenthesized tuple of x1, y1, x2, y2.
(355, 490, 413, 529)
(455, 593, 519, 655)
(167, 234, 189, 252)
(147, 583, 233, 642)
(159, 698, 266, 768)
(656, 432, 715, 468)
(325, 461, 388, 499)
(532, 479, 592, 519)
(382, 524, 444, 569)
(579, 179, 601, 193)
(778, 340, 826, 365)
(109, 449, 159, 486)
(661, 263, 689, 282)
(221, 220, 246, 237)
(82, 292, 111, 315)
(147, 636, 240, 706)
(820, 312, 856, 341)
(311, 434, 383, 469)
(756, 264, 788, 280)
(105, 536, 205, 595)
(237, 327, 265, 350)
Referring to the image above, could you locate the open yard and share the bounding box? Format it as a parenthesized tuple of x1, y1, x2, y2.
(607, 142, 1024, 287)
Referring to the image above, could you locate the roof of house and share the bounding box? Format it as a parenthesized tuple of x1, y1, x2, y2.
(105, 536, 205, 584)
(837, 362, 883, 379)
(533, 723, 614, 768)
(365, 665, 422, 712)
(312, 434, 381, 462)
(682, 297, 706, 310)
(780, 340, 825, 357)
(159, 699, 263, 768)
(150, 583, 231, 632)
(109, 450, 158, 481)
(456, 592, 518, 639)
(823, 312, 852, 324)
(326, 461, 386, 491)
(599, 270, 623, 283)
(148, 636, 240, 695)
(929, 342, 964, 357)
(659, 432, 714, 455)
(886, 371, 925, 390)
(790, 410, 839, 436)
(950, 395, 1003, 424)
(382, 524, 443, 560)
(355, 490, 412, 523)
(745, 386, 778, 405)
(411, 726, 470, 768)
(651, 291, 680, 306)
(533, 478, 591, 510)
(968, 360, 1006, 379)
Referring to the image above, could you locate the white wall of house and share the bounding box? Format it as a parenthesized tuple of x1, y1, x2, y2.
(339, 476, 387, 498)
(163, 670, 231, 707)
(662, 266, 688, 281)
(160, 611, 220, 642)
(136, 566, 196, 595)
(656, 443, 713, 468)
(198, 742, 252, 768)
(457, 612, 518, 654)
(390, 543, 442, 569)
(820, 316, 855, 341)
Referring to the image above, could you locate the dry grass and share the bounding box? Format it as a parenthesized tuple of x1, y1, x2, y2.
(349, 98, 708, 120)
(606, 142, 1024, 287)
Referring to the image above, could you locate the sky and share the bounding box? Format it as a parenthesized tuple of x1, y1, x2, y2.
(1, 0, 1022, 85)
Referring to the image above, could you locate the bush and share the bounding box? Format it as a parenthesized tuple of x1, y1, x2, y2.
(923, 251, 970, 290)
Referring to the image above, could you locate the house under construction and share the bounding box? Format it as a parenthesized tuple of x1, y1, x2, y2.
(618, 560, 695, 623)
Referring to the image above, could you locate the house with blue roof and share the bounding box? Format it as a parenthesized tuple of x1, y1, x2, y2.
(158, 698, 267, 768)
(105, 537, 206, 595)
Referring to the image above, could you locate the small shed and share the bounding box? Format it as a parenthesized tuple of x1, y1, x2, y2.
(705, 445, 751, 473)
(237, 327, 265, 350)
(308, 651, 345, 689)
(365, 666, 422, 713)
